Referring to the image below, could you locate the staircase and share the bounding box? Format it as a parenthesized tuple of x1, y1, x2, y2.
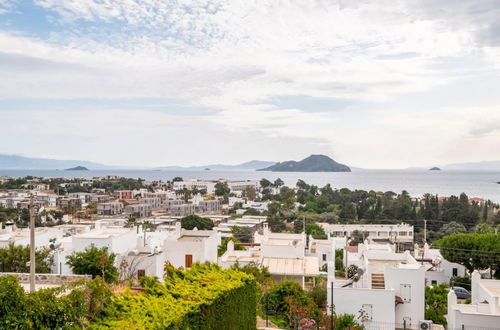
(371, 273, 385, 289)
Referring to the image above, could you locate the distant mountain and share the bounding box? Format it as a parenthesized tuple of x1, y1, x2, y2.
(429, 167, 441, 171)
(65, 166, 89, 171)
(258, 154, 351, 172)
(443, 160, 500, 171)
(0, 154, 109, 170)
(158, 160, 277, 171)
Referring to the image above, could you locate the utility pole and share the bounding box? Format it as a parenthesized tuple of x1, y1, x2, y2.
(330, 281, 334, 330)
(29, 193, 36, 293)
(423, 219, 427, 244)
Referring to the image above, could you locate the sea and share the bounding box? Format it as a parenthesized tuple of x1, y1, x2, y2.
(1, 169, 500, 203)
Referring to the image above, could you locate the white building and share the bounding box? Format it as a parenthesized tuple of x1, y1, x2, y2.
(308, 236, 347, 269)
(319, 223, 414, 244)
(197, 200, 221, 214)
(447, 271, 500, 330)
(97, 202, 124, 216)
(125, 204, 152, 218)
(163, 223, 220, 269)
(415, 243, 466, 286)
(328, 242, 426, 329)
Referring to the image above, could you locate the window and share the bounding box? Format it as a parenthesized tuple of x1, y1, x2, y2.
(431, 280, 437, 285)
(399, 231, 407, 236)
(453, 268, 458, 277)
(185, 254, 193, 268)
(137, 269, 146, 279)
(400, 284, 411, 303)
(322, 254, 327, 261)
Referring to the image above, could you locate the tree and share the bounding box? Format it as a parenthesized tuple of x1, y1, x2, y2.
(348, 230, 367, 246)
(425, 283, 449, 325)
(304, 223, 327, 239)
(214, 182, 230, 196)
(172, 177, 183, 182)
(273, 178, 284, 188)
(231, 226, 254, 243)
(260, 178, 272, 189)
(67, 245, 118, 283)
(437, 221, 466, 237)
(263, 281, 320, 328)
(217, 237, 244, 256)
(180, 214, 214, 230)
(242, 187, 256, 201)
(435, 233, 500, 274)
(0, 243, 54, 273)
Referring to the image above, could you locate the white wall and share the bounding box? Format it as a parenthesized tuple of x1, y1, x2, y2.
(328, 286, 396, 327)
(384, 265, 425, 328)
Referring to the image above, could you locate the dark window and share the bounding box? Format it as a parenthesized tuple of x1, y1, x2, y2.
(137, 269, 146, 279)
(322, 254, 327, 261)
(453, 268, 458, 277)
(431, 280, 437, 285)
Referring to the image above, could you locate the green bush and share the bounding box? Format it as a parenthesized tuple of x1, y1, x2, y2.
(94, 263, 257, 329)
(0, 275, 111, 329)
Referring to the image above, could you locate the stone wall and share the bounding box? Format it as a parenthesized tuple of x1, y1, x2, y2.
(0, 272, 91, 285)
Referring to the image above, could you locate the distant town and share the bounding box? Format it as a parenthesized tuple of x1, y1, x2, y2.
(1, 174, 500, 328)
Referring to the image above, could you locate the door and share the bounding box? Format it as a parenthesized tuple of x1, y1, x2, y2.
(185, 254, 193, 268)
(137, 269, 146, 279)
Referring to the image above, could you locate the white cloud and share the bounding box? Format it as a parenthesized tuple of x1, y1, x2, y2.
(0, 0, 500, 167)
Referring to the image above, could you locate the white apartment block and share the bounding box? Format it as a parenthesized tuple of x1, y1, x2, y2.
(97, 202, 124, 216)
(319, 223, 414, 244)
(197, 200, 220, 213)
(139, 197, 162, 210)
(169, 204, 196, 217)
(125, 204, 152, 218)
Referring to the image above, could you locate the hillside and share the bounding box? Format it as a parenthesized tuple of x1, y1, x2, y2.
(258, 154, 351, 172)
(158, 160, 276, 171)
(0, 154, 108, 170)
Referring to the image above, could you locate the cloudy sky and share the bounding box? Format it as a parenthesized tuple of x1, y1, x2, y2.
(1, 0, 500, 168)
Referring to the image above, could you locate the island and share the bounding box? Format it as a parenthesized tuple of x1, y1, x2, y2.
(64, 166, 89, 171)
(429, 167, 441, 171)
(258, 154, 351, 172)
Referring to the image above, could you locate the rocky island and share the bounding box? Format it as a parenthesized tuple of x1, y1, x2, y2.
(429, 167, 441, 171)
(64, 166, 89, 171)
(258, 154, 351, 172)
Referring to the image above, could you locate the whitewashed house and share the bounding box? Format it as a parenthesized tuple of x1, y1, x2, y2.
(447, 270, 500, 330)
(415, 243, 466, 286)
(328, 242, 426, 329)
(163, 223, 220, 269)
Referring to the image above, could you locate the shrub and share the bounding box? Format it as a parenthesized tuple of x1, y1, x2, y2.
(94, 263, 257, 329)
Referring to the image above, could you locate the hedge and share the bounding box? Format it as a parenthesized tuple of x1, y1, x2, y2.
(92, 263, 258, 329)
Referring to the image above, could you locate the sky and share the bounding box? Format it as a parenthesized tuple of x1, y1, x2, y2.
(1, 0, 500, 168)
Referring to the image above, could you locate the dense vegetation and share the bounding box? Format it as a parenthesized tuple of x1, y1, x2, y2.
(0, 275, 111, 329)
(67, 245, 119, 283)
(260, 179, 499, 241)
(0, 264, 257, 329)
(95, 263, 257, 329)
(434, 233, 500, 276)
(0, 243, 54, 273)
(425, 283, 449, 325)
(180, 214, 214, 230)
